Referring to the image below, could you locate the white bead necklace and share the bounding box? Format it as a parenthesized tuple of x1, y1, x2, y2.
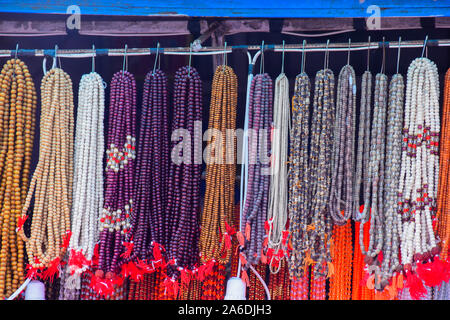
(65, 72, 105, 288)
(399, 57, 440, 268)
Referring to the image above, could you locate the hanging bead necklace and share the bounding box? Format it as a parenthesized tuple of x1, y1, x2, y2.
(200, 64, 237, 266)
(241, 72, 272, 270)
(399, 57, 441, 298)
(287, 72, 311, 280)
(308, 68, 335, 277)
(437, 68, 450, 261)
(19, 67, 74, 281)
(329, 64, 356, 225)
(127, 68, 169, 268)
(379, 72, 404, 287)
(267, 71, 290, 274)
(60, 72, 105, 297)
(166, 65, 202, 279)
(354, 70, 372, 221)
(0, 58, 36, 299)
(359, 72, 388, 263)
(95, 70, 136, 285)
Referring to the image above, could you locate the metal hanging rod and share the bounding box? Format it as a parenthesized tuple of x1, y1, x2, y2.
(0, 39, 449, 58)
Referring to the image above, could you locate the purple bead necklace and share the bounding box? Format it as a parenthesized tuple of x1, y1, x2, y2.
(96, 70, 137, 279)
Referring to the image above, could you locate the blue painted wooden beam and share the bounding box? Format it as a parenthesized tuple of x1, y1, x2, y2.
(0, 0, 449, 18)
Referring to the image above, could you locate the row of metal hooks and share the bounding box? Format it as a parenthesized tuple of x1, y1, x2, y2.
(5, 35, 442, 77)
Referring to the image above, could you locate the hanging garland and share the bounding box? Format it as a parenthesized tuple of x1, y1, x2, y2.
(241, 72, 272, 276)
(19, 67, 74, 282)
(379, 73, 404, 289)
(93, 70, 136, 294)
(124, 68, 169, 276)
(287, 72, 311, 280)
(308, 68, 335, 277)
(399, 57, 446, 299)
(200, 64, 237, 266)
(359, 72, 388, 264)
(166, 65, 202, 286)
(60, 72, 105, 298)
(0, 59, 36, 299)
(267, 72, 290, 273)
(354, 70, 372, 221)
(329, 220, 352, 300)
(329, 64, 356, 225)
(437, 68, 450, 261)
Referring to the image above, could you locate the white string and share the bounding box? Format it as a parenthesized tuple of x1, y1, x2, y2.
(267, 73, 290, 273)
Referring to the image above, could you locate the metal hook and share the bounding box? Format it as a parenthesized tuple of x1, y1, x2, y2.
(421, 35, 428, 58)
(92, 44, 95, 73)
(53, 45, 58, 69)
(260, 40, 265, 74)
(324, 39, 330, 70)
(380, 37, 386, 74)
(188, 43, 193, 77)
(153, 42, 160, 75)
(223, 41, 228, 68)
(366, 36, 371, 71)
(122, 44, 128, 75)
(301, 40, 306, 74)
(396, 37, 402, 74)
(347, 38, 351, 65)
(281, 40, 285, 74)
(14, 44, 19, 59)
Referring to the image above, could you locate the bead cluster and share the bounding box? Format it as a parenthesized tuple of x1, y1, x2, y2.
(105, 136, 136, 172)
(99, 200, 132, 234)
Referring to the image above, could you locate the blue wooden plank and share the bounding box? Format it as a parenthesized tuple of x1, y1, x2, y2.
(0, 0, 449, 17)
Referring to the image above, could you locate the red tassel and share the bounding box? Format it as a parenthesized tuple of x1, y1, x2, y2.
(224, 233, 232, 251)
(89, 274, 115, 297)
(68, 249, 90, 275)
(41, 257, 62, 282)
(262, 236, 268, 248)
(360, 270, 370, 287)
(153, 242, 162, 261)
(261, 249, 267, 264)
(225, 221, 236, 236)
(417, 257, 447, 287)
(26, 263, 40, 280)
(61, 230, 72, 250)
(405, 271, 427, 300)
(180, 268, 190, 286)
(266, 248, 274, 260)
(197, 264, 206, 282)
(241, 269, 250, 287)
(121, 260, 144, 282)
(281, 230, 289, 246)
(264, 220, 271, 233)
(245, 223, 251, 240)
(91, 244, 99, 268)
(236, 231, 245, 247)
(16, 215, 28, 232)
(120, 241, 134, 258)
(239, 252, 247, 266)
(205, 260, 215, 277)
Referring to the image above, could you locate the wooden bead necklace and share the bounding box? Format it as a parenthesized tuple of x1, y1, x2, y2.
(19, 67, 73, 280)
(0, 58, 36, 299)
(437, 68, 450, 261)
(268, 259, 291, 300)
(248, 262, 267, 300)
(200, 65, 237, 265)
